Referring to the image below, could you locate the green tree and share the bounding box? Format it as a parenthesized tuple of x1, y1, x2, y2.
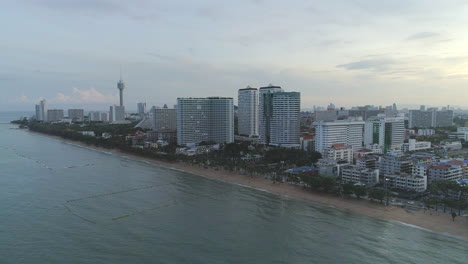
(353, 185, 367, 200)
(321, 177, 336, 193)
(451, 212, 457, 221)
(342, 183, 354, 196)
(369, 188, 386, 204)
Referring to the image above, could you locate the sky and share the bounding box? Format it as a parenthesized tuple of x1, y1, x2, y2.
(2, 0, 468, 111)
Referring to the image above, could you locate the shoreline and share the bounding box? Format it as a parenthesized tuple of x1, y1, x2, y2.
(27, 129, 468, 240)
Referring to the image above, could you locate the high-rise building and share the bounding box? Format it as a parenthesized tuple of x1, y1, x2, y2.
(259, 84, 283, 145)
(137, 102, 147, 119)
(68, 109, 84, 122)
(177, 97, 234, 145)
(258, 84, 301, 147)
(238, 86, 259, 137)
(100, 112, 109, 122)
(270, 91, 300, 147)
(152, 104, 177, 130)
(110, 105, 125, 122)
(409, 109, 453, 128)
(314, 119, 365, 153)
(364, 116, 405, 152)
(47, 109, 64, 122)
(35, 99, 48, 121)
(435, 110, 454, 127)
(89, 111, 101, 121)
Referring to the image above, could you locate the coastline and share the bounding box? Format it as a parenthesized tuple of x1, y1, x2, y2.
(28, 130, 468, 240)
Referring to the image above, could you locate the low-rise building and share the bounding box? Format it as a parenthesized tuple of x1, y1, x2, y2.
(285, 166, 319, 176)
(366, 144, 384, 154)
(340, 165, 379, 186)
(378, 155, 413, 176)
(300, 135, 315, 152)
(354, 148, 374, 159)
(146, 129, 177, 144)
(417, 129, 435, 136)
(448, 132, 468, 141)
(444, 160, 468, 179)
(441, 141, 462, 150)
(427, 164, 463, 184)
(323, 144, 353, 163)
(81, 131, 95, 137)
(356, 155, 379, 169)
(317, 158, 340, 177)
(384, 173, 427, 192)
(402, 139, 431, 152)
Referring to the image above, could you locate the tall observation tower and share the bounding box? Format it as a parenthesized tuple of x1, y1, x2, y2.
(117, 70, 125, 107)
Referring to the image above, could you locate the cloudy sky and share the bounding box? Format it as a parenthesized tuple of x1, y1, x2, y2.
(2, 0, 468, 111)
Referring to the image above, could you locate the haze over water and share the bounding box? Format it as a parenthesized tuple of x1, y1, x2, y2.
(1, 112, 466, 263)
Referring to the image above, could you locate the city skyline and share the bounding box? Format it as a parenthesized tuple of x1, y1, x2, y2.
(3, 1, 468, 111)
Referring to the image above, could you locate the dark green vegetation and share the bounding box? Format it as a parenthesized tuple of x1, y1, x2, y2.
(296, 174, 391, 204)
(27, 121, 179, 162)
(424, 180, 468, 216)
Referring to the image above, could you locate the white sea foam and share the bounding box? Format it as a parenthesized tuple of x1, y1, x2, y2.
(392, 221, 431, 232)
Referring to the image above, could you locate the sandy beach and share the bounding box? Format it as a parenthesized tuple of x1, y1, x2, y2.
(30, 131, 468, 240)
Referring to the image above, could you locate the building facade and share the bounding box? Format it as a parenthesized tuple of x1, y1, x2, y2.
(177, 97, 234, 145)
(427, 164, 462, 184)
(313, 120, 365, 153)
(237, 87, 259, 137)
(409, 109, 454, 128)
(269, 91, 300, 147)
(152, 105, 177, 130)
(384, 174, 427, 192)
(35, 99, 48, 121)
(323, 144, 353, 163)
(378, 155, 413, 176)
(340, 165, 379, 186)
(68, 109, 84, 122)
(110, 105, 125, 122)
(47, 109, 64, 122)
(364, 116, 405, 152)
(259, 85, 284, 145)
(137, 102, 147, 119)
(402, 139, 431, 152)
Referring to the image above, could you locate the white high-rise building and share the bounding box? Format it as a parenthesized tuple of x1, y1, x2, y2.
(269, 91, 300, 147)
(110, 105, 125, 122)
(68, 109, 84, 122)
(364, 116, 405, 152)
(152, 104, 177, 130)
(258, 84, 300, 147)
(259, 84, 283, 144)
(137, 102, 147, 119)
(177, 97, 234, 145)
(314, 119, 365, 153)
(35, 99, 48, 121)
(238, 86, 259, 137)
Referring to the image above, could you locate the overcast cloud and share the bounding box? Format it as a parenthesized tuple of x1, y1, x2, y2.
(2, 0, 468, 111)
